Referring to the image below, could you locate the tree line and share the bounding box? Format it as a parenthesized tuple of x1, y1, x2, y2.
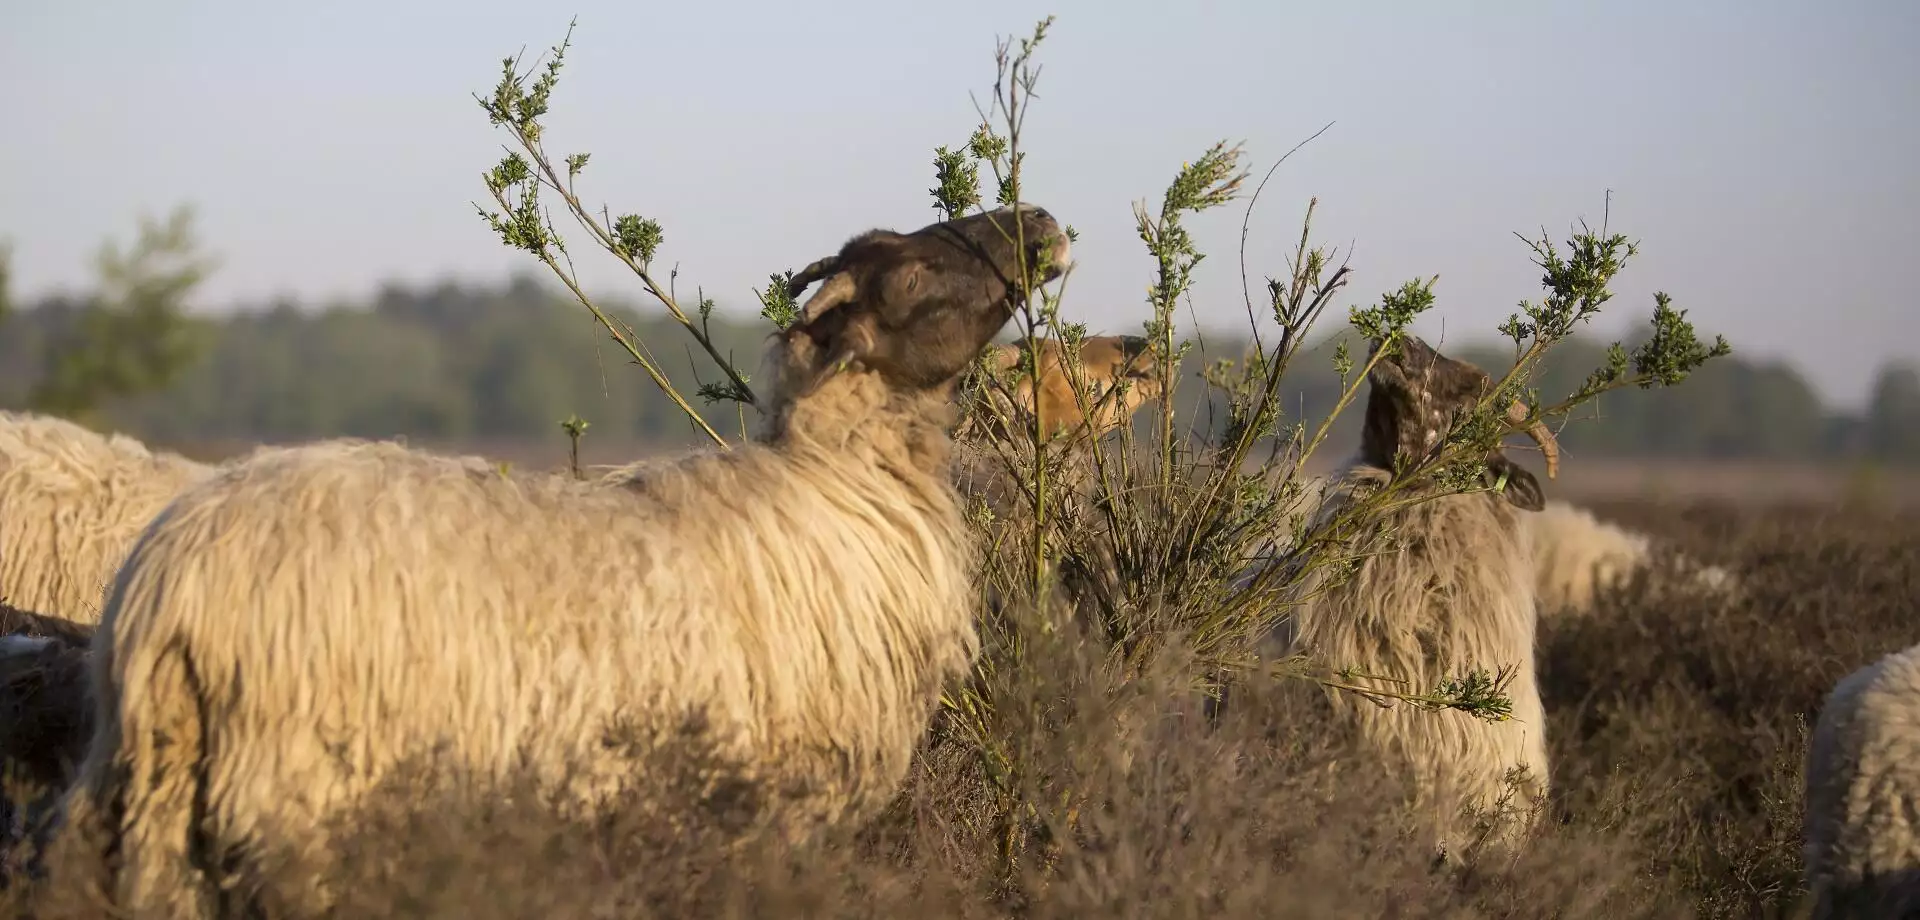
(2, 217, 1916, 465)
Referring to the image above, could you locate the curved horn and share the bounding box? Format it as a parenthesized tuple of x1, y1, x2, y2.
(795, 272, 858, 325)
(1506, 399, 1560, 480)
(786, 255, 842, 298)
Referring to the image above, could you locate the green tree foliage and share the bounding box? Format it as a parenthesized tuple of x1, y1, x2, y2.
(0, 243, 12, 329)
(1864, 362, 1920, 462)
(0, 207, 213, 426)
(0, 274, 1906, 463)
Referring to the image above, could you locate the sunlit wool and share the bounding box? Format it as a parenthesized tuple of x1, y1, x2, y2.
(1803, 640, 1920, 918)
(1270, 336, 1558, 854)
(56, 204, 1070, 918)
(0, 411, 213, 622)
(1525, 499, 1740, 616)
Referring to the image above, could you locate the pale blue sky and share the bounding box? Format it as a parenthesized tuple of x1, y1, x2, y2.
(3, 1, 1915, 406)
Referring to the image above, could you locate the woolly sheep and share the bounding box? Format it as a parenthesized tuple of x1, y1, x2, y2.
(1269, 334, 1560, 855)
(1525, 499, 1740, 616)
(1803, 640, 1920, 918)
(56, 204, 1073, 917)
(0, 412, 214, 623)
(1252, 479, 1739, 619)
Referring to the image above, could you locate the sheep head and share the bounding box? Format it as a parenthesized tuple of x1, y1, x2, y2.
(778, 205, 1071, 398)
(986, 334, 1163, 441)
(1358, 334, 1559, 512)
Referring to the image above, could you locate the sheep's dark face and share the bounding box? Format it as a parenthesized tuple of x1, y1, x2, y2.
(0, 636, 93, 793)
(782, 205, 1071, 395)
(1360, 335, 1547, 512)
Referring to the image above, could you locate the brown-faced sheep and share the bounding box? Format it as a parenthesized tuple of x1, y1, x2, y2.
(0, 412, 214, 623)
(951, 333, 1163, 526)
(1272, 334, 1559, 857)
(54, 205, 1072, 918)
(1525, 498, 1741, 616)
(1803, 640, 1920, 919)
(969, 334, 1162, 443)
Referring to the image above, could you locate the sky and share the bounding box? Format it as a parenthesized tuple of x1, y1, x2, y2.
(3, 0, 1916, 408)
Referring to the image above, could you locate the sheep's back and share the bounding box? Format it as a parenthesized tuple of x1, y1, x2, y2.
(1526, 500, 1652, 615)
(0, 411, 213, 621)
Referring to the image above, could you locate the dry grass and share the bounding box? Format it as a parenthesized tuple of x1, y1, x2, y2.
(0, 498, 1911, 918)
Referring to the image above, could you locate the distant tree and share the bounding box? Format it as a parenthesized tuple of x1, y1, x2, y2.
(0, 242, 12, 329)
(1865, 362, 1920, 463)
(12, 206, 214, 425)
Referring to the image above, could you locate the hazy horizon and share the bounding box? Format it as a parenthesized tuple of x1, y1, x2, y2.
(4, 0, 1915, 408)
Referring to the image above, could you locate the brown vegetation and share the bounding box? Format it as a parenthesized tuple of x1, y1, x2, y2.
(0, 498, 1911, 918)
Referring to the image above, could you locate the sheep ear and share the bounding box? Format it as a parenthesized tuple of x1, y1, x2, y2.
(1484, 455, 1545, 512)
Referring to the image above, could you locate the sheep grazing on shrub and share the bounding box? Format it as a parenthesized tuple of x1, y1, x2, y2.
(951, 333, 1162, 529)
(1803, 640, 1920, 919)
(0, 412, 214, 623)
(54, 205, 1072, 917)
(1271, 334, 1559, 856)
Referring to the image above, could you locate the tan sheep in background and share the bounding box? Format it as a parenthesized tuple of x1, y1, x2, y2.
(1269, 334, 1560, 856)
(1803, 640, 1920, 918)
(0, 412, 214, 623)
(1525, 498, 1741, 616)
(55, 205, 1073, 917)
(971, 333, 1162, 443)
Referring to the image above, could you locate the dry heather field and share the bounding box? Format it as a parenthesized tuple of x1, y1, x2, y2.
(5, 456, 1915, 919)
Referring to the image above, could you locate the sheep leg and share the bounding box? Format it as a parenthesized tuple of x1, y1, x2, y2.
(61, 638, 223, 919)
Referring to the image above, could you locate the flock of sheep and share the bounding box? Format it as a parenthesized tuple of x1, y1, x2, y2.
(0, 203, 1910, 917)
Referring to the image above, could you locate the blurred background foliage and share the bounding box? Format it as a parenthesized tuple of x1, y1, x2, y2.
(3, 209, 1917, 467)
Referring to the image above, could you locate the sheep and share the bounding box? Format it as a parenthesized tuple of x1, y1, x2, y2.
(961, 339, 1731, 628)
(1524, 498, 1740, 616)
(951, 333, 1163, 525)
(1803, 640, 1920, 918)
(1267, 333, 1560, 856)
(0, 412, 215, 623)
(52, 204, 1073, 917)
